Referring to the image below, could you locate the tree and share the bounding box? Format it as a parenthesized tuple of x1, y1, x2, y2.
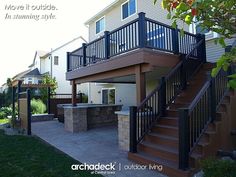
(154, 0, 236, 88)
(39, 74, 57, 103)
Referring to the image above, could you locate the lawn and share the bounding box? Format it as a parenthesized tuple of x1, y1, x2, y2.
(0, 118, 9, 124)
(0, 129, 102, 177)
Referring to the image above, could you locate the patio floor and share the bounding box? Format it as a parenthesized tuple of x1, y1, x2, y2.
(32, 120, 167, 177)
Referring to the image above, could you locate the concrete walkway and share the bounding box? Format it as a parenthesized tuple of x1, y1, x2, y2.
(32, 120, 167, 177)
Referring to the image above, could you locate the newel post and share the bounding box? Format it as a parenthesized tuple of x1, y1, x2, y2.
(196, 34, 206, 63)
(104, 31, 110, 59)
(138, 12, 147, 48)
(178, 108, 190, 170)
(82, 43, 87, 66)
(172, 26, 179, 54)
(130, 106, 137, 153)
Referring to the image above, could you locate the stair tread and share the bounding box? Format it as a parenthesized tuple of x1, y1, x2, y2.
(155, 124, 178, 129)
(140, 141, 178, 154)
(134, 151, 178, 168)
(148, 132, 179, 141)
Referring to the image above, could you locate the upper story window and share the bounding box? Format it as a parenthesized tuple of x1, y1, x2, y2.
(122, 0, 136, 20)
(96, 17, 105, 34)
(54, 56, 59, 65)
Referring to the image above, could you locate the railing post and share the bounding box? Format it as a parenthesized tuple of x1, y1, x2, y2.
(196, 34, 206, 63)
(178, 108, 190, 170)
(66, 52, 70, 72)
(104, 31, 110, 59)
(159, 77, 166, 117)
(47, 87, 51, 114)
(210, 77, 216, 122)
(172, 26, 179, 54)
(138, 12, 146, 48)
(82, 43, 87, 66)
(27, 89, 31, 135)
(130, 106, 137, 153)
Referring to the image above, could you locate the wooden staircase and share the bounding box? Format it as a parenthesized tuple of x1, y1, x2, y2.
(128, 63, 233, 177)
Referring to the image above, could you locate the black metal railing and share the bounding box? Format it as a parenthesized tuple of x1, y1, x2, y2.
(67, 12, 204, 72)
(129, 36, 206, 153)
(178, 66, 232, 170)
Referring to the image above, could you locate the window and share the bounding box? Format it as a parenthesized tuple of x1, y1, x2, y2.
(54, 56, 59, 65)
(96, 17, 105, 34)
(122, 0, 136, 20)
(102, 88, 115, 104)
(196, 24, 210, 34)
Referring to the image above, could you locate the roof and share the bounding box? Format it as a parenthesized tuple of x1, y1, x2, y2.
(84, 0, 126, 25)
(23, 68, 41, 77)
(12, 69, 31, 81)
(29, 36, 87, 68)
(29, 50, 48, 68)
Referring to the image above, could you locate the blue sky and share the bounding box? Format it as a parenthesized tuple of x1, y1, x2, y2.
(0, 0, 114, 85)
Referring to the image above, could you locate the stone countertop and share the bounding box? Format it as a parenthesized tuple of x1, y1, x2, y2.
(115, 110, 130, 116)
(61, 104, 123, 109)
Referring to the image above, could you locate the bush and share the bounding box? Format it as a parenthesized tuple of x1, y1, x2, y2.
(201, 157, 236, 177)
(0, 112, 6, 119)
(31, 99, 46, 115)
(0, 107, 12, 117)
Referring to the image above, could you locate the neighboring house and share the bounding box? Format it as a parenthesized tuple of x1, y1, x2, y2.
(189, 23, 236, 63)
(29, 36, 88, 94)
(0, 83, 8, 93)
(11, 69, 31, 86)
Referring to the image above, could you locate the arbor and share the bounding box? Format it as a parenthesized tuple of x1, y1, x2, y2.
(39, 74, 57, 103)
(154, 0, 236, 88)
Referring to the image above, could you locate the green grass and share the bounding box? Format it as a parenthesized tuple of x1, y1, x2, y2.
(0, 118, 9, 124)
(0, 130, 102, 177)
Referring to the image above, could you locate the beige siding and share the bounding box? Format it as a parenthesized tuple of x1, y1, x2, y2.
(206, 38, 235, 63)
(88, 0, 189, 42)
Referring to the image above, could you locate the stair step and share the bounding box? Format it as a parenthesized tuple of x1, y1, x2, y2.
(128, 152, 191, 177)
(145, 132, 179, 148)
(138, 141, 178, 162)
(152, 125, 178, 137)
(166, 110, 178, 117)
(168, 103, 189, 110)
(158, 117, 178, 126)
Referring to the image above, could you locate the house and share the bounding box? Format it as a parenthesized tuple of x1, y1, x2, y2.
(64, 0, 236, 177)
(0, 83, 8, 93)
(29, 36, 88, 94)
(189, 24, 236, 63)
(82, 0, 190, 108)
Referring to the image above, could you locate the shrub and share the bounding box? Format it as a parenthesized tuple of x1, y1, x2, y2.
(31, 99, 46, 115)
(201, 157, 236, 177)
(0, 107, 12, 117)
(0, 112, 6, 119)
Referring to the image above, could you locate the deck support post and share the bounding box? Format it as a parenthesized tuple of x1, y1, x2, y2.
(135, 65, 146, 105)
(72, 80, 77, 107)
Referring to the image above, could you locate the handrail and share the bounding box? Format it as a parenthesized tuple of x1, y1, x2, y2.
(185, 39, 204, 59)
(188, 81, 210, 111)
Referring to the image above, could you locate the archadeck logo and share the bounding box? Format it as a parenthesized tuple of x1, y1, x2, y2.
(71, 163, 116, 175)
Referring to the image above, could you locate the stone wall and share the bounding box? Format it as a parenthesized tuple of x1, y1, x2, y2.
(31, 114, 54, 122)
(64, 104, 122, 133)
(117, 111, 130, 151)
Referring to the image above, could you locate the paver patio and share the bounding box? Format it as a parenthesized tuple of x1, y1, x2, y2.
(32, 120, 166, 177)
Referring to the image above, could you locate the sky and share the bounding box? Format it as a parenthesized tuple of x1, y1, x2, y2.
(0, 0, 115, 86)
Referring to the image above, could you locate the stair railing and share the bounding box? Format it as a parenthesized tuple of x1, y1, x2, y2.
(178, 64, 234, 170)
(130, 34, 206, 153)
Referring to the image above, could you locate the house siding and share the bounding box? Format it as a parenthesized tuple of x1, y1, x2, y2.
(206, 38, 235, 63)
(88, 0, 188, 42)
